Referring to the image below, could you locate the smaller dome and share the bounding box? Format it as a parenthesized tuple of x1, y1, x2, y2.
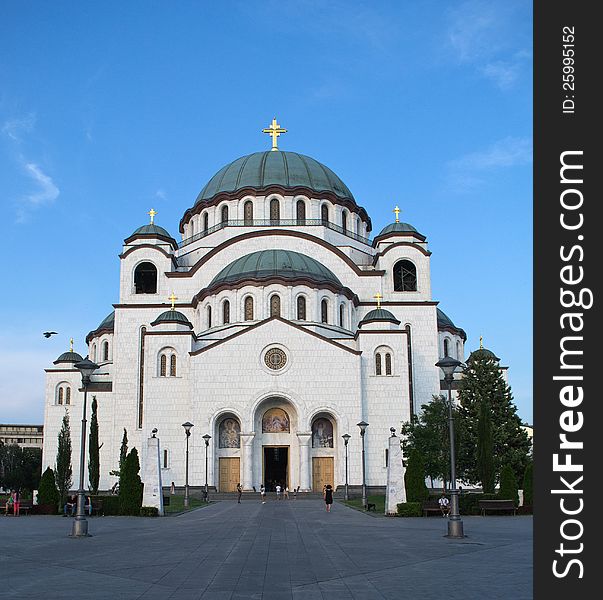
(467, 348, 500, 363)
(359, 308, 401, 325)
(86, 311, 115, 343)
(53, 351, 84, 365)
(151, 309, 193, 328)
(378, 222, 418, 236)
(130, 223, 173, 238)
(437, 308, 467, 341)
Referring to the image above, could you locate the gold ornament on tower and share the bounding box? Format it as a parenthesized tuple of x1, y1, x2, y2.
(262, 117, 287, 151)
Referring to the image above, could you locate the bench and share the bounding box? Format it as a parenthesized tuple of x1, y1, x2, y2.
(479, 499, 516, 516)
(422, 499, 442, 516)
(1, 499, 32, 515)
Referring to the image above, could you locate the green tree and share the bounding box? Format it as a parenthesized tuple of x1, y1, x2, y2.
(119, 448, 143, 515)
(404, 449, 429, 503)
(522, 461, 533, 506)
(55, 410, 73, 508)
(498, 463, 519, 506)
(110, 428, 128, 482)
(457, 351, 531, 485)
(38, 466, 60, 507)
(88, 397, 101, 494)
(0, 445, 42, 493)
(401, 395, 462, 489)
(477, 401, 495, 493)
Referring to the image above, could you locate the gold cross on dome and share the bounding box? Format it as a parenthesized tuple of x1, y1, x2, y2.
(149, 208, 157, 224)
(480, 335, 484, 349)
(70, 337, 74, 352)
(373, 293, 383, 308)
(393, 206, 401, 223)
(168, 293, 178, 310)
(262, 117, 287, 151)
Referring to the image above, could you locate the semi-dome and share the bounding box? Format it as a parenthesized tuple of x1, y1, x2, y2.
(195, 151, 355, 204)
(53, 351, 84, 365)
(359, 308, 401, 325)
(210, 249, 342, 288)
(151, 309, 193, 328)
(436, 308, 467, 341)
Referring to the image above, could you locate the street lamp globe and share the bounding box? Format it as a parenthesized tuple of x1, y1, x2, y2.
(357, 421, 368, 435)
(203, 434, 211, 445)
(74, 357, 99, 382)
(182, 421, 194, 436)
(342, 433, 351, 445)
(435, 356, 462, 380)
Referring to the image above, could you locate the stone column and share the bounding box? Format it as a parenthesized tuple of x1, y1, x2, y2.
(240, 433, 255, 491)
(385, 429, 407, 516)
(297, 432, 312, 492)
(142, 434, 164, 516)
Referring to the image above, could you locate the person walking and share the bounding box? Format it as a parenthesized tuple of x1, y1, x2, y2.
(284, 485, 289, 500)
(260, 484, 266, 504)
(275, 484, 281, 500)
(237, 483, 243, 503)
(324, 484, 333, 513)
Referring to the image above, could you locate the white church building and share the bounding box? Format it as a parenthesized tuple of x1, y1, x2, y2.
(42, 125, 468, 494)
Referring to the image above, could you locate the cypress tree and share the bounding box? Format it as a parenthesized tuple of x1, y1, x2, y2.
(55, 410, 73, 509)
(404, 449, 429, 503)
(498, 463, 519, 506)
(88, 397, 100, 494)
(119, 448, 143, 515)
(522, 461, 533, 506)
(109, 428, 128, 483)
(38, 466, 60, 507)
(477, 401, 495, 493)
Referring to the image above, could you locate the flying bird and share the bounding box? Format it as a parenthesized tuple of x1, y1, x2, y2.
(43, 331, 58, 338)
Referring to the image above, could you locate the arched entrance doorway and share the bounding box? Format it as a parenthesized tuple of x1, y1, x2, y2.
(310, 413, 336, 492)
(215, 413, 241, 492)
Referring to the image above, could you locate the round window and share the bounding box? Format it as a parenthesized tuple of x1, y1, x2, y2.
(264, 348, 287, 370)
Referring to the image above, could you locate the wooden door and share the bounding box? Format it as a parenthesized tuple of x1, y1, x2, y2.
(219, 457, 240, 492)
(312, 457, 334, 492)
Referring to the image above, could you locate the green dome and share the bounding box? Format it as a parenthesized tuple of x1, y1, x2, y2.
(467, 348, 500, 363)
(151, 310, 193, 328)
(359, 308, 400, 325)
(195, 151, 355, 204)
(130, 223, 173, 238)
(376, 222, 420, 237)
(437, 308, 466, 341)
(53, 351, 84, 365)
(86, 311, 115, 343)
(210, 250, 342, 287)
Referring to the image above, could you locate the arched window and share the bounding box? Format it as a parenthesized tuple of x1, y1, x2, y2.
(244, 296, 254, 321)
(134, 262, 157, 294)
(65, 387, 71, 405)
(270, 198, 280, 222)
(91, 344, 96, 362)
(223, 300, 230, 324)
(321, 204, 329, 223)
(103, 341, 109, 362)
(296, 296, 306, 320)
(296, 199, 306, 222)
(385, 353, 392, 375)
(342, 211, 347, 232)
(244, 200, 253, 225)
(207, 306, 212, 328)
(270, 295, 281, 317)
(160, 354, 167, 377)
(444, 338, 450, 357)
(393, 260, 417, 292)
(321, 299, 328, 323)
(163, 449, 169, 468)
(375, 353, 382, 376)
(190, 219, 195, 237)
(170, 354, 177, 377)
(221, 205, 229, 223)
(203, 213, 209, 231)
(312, 418, 334, 448)
(58, 387, 64, 405)
(339, 304, 345, 328)
(457, 341, 462, 360)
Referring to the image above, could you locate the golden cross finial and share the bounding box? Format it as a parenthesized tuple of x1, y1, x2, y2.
(393, 206, 401, 223)
(373, 293, 383, 308)
(262, 117, 287, 151)
(70, 338, 74, 352)
(149, 208, 157, 224)
(480, 335, 483, 349)
(168, 293, 178, 310)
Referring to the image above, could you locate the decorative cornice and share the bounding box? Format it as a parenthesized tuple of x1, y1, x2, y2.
(120, 244, 179, 267)
(356, 301, 439, 306)
(169, 230, 384, 279)
(437, 324, 467, 342)
(122, 233, 178, 251)
(372, 230, 427, 246)
(353, 329, 408, 340)
(372, 241, 432, 263)
(179, 185, 372, 233)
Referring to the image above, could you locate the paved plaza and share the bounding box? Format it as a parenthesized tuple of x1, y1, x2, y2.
(0, 500, 532, 600)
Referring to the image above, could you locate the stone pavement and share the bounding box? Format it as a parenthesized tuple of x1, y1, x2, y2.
(0, 500, 532, 600)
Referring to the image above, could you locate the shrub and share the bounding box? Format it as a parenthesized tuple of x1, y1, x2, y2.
(397, 502, 422, 517)
(95, 495, 120, 515)
(405, 450, 429, 503)
(119, 448, 143, 516)
(459, 493, 482, 516)
(37, 467, 60, 508)
(498, 464, 519, 507)
(140, 506, 159, 517)
(522, 461, 533, 506)
(32, 504, 58, 515)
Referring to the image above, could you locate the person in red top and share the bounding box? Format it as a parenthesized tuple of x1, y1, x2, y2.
(12, 490, 20, 517)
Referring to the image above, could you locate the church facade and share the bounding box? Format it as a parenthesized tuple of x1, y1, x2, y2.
(42, 130, 468, 494)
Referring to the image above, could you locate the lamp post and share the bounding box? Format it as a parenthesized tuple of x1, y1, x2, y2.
(357, 421, 369, 509)
(182, 422, 193, 508)
(71, 357, 99, 537)
(435, 356, 465, 538)
(342, 434, 351, 501)
(202, 434, 211, 502)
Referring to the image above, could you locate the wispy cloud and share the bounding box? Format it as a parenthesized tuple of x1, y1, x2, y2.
(2, 113, 36, 141)
(446, 1, 530, 90)
(155, 189, 167, 200)
(447, 136, 532, 191)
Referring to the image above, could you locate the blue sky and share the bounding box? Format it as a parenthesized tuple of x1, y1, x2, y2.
(0, 0, 532, 424)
